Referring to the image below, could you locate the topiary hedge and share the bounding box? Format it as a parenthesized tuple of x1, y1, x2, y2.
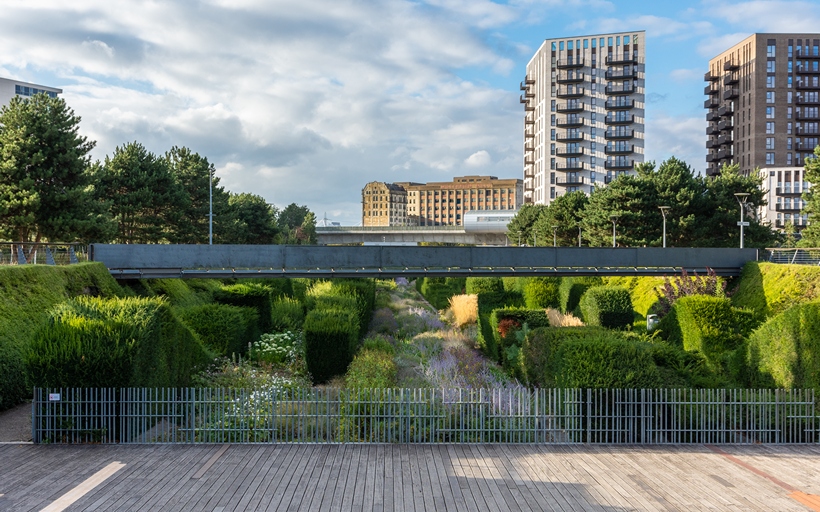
(26, 296, 210, 389)
(523, 277, 560, 309)
(673, 295, 757, 368)
(416, 277, 465, 310)
(178, 303, 260, 357)
(559, 276, 603, 315)
(303, 308, 359, 383)
(270, 296, 305, 332)
(552, 337, 662, 389)
(732, 261, 820, 319)
(520, 326, 608, 387)
(578, 285, 634, 329)
(744, 301, 820, 392)
(213, 283, 274, 332)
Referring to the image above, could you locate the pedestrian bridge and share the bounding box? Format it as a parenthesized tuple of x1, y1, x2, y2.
(89, 244, 758, 279)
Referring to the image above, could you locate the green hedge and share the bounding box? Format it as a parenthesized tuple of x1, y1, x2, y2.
(26, 296, 210, 388)
(345, 338, 397, 388)
(559, 276, 603, 314)
(604, 276, 664, 318)
(744, 301, 820, 392)
(0, 263, 125, 410)
(303, 308, 359, 383)
(674, 295, 757, 368)
(523, 277, 560, 309)
(732, 262, 820, 319)
(578, 286, 634, 329)
(271, 297, 305, 332)
(127, 278, 223, 308)
(489, 308, 550, 349)
(466, 277, 507, 311)
(214, 283, 274, 332)
(553, 337, 662, 389)
(178, 303, 260, 357)
(416, 277, 466, 310)
(521, 326, 607, 387)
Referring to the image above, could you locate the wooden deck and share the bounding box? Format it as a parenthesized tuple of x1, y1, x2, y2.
(1, 444, 819, 511)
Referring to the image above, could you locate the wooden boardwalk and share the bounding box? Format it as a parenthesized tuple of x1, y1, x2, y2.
(1, 444, 819, 511)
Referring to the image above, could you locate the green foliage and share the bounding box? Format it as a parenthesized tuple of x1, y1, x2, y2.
(578, 286, 634, 329)
(249, 331, 303, 366)
(271, 297, 305, 332)
(345, 339, 397, 388)
(178, 303, 259, 357)
(559, 276, 603, 314)
(218, 192, 280, 244)
(303, 308, 359, 383)
(466, 277, 507, 311)
(26, 296, 210, 388)
(506, 203, 548, 246)
(416, 277, 465, 310)
(674, 295, 757, 369)
(520, 327, 607, 387)
(553, 337, 662, 389)
(745, 301, 820, 392)
(0, 94, 114, 243)
(523, 277, 560, 309)
(800, 145, 820, 245)
(0, 263, 124, 410)
(531, 191, 588, 246)
(128, 278, 222, 309)
(732, 262, 820, 319)
(489, 308, 550, 351)
(213, 283, 274, 332)
(604, 276, 664, 318)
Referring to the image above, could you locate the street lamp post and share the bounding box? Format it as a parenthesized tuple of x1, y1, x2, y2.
(208, 166, 213, 245)
(578, 224, 582, 247)
(658, 206, 670, 248)
(552, 225, 558, 247)
(734, 193, 750, 249)
(610, 215, 619, 248)
(518, 231, 521, 246)
(533, 228, 538, 247)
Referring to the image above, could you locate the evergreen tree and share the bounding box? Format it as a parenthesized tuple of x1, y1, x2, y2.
(219, 192, 279, 244)
(799, 146, 820, 246)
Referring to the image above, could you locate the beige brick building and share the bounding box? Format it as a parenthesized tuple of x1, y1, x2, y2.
(705, 34, 819, 231)
(361, 182, 412, 227)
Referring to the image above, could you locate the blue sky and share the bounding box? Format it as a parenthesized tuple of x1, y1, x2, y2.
(1, 0, 819, 225)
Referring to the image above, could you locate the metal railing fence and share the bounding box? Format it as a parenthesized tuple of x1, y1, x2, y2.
(766, 248, 820, 265)
(0, 242, 86, 265)
(32, 387, 818, 445)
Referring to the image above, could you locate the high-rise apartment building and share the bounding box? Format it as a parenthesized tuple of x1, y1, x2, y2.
(705, 34, 819, 231)
(522, 31, 646, 205)
(361, 176, 523, 227)
(0, 77, 62, 108)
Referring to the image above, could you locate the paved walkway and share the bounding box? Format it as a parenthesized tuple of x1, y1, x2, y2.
(1, 444, 819, 511)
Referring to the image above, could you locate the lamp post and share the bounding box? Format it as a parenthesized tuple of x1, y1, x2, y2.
(208, 166, 213, 245)
(610, 215, 619, 248)
(658, 206, 670, 248)
(518, 231, 521, 246)
(552, 225, 558, 247)
(533, 228, 538, 247)
(578, 224, 582, 247)
(734, 193, 750, 248)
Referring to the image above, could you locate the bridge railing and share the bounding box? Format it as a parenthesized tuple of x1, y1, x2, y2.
(316, 225, 464, 232)
(765, 248, 820, 265)
(0, 242, 86, 266)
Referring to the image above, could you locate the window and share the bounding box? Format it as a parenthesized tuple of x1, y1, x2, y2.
(767, 122, 775, 134)
(624, 35, 630, 45)
(788, 91, 793, 104)
(767, 60, 776, 73)
(767, 44, 776, 57)
(788, 107, 793, 119)
(766, 137, 775, 150)
(767, 91, 775, 103)
(584, 39, 588, 49)
(767, 76, 776, 88)
(766, 152, 775, 165)
(788, 137, 793, 150)
(616, 36, 620, 46)
(767, 107, 775, 119)
(559, 41, 564, 51)
(568, 41, 573, 50)
(591, 38, 596, 48)
(787, 153, 793, 165)
(788, 122, 793, 134)
(599, 38, 605, 47)
(607, 37, 613, 47)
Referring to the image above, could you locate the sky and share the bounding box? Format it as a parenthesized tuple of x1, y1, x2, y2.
(2, 0, 820, 225)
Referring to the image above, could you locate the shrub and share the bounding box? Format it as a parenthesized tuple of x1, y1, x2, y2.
(254, 278, 294, 300)
(732, 262, 820, 319)
(271, 297, 304, 332)
(214, 283, 274, 332)
(417, 277, 466, 310)
(361, 335, 396, 355)
(368, 307, 399, 334)
(553, 337, 662, 389)
(489, 308, 551, 350)
(745, 301, 820, 392)
(654, 268, 727, 317)
(250, 331, 302, 366)
(345, 348, 397, 388)
(674, 295, 757, 368)
(558, 276, 603, 314)
(178, 303, 260, 356)
(520, 326, 608, 387)
(26, 296, 210, 388)
(523, 277, 560, 309)
(448, 294, 478, 328)
(604, 276, 664, 318)
(466, 277, 507, 312)
(578, 286, 634, 330)
(134, 278, 223, 308)
(303, 308, 359, 383)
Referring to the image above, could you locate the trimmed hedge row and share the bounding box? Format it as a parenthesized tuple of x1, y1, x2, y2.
(578, 286, 634, 329)
(559, 276, 603, 315)
(178, 303, 260, 357)
(0, 263, 125, 410)
(213, 283, 275, 333)
(732, 261, 820, 319)
(345, 337, 397, 388)
(673, 295, 757, 368)
(523, 277, 560, 309)
(26, 296, 210, 388)
(415, 277, 465, 310)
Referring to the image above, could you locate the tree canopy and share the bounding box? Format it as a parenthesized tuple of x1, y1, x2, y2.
(800, 146, 820, 246)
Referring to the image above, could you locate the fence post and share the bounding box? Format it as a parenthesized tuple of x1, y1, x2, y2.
(586, 388, 591, 443)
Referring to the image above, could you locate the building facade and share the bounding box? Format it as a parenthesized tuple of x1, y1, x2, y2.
(0, 77, 62, 108)
(361, 176, 523, 227)
(705, 34, 819, 231)
(522, 31, 646, 205)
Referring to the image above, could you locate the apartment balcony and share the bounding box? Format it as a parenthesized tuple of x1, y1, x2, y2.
(797, 127, 820, 136)
(723, 61, 739, 71)
(605, 98, 634, 110)
(723, 73, 738, 86)
(606, 54, 638, 65)
(705, 71, 719, 82)
(524, 158, 534, 166)
(605, 160, 634, 170)
(704, 98, 719, 108)
(796, 142, 820, 151)
(557, 146, 585, 157)
(718, 119, 733, 131)
(519, 77, 535, 90)
(796, 111, 820, 121)
(718, 104, 733, 117)
(717, 148, 732, 160)
(717, 133, 733, 146)
(605, 69, 638, 80)
(556, 131, 584, 142)
(705, 85, 720, 95)
(524, 118, 535, 125)
(524, 131, 535, 139)
(706, 125, 719, 135)
(557, 116, 584, 128)
(706, 153, 719, 163)
(775, 204, 803, 213)
(520, 95, 534, 111)
(605, 83, 635, 95)
(557, 87, 584, 98)
(556, 160, 585, 171)
(557, 72, 584, 84)
(796, 81, 820, 90)
(556, 58, 584, 69)
(605, 129, 634, 140)
(796, 95, 820, 105)
(796, 65, 820, 74)
(524, 144, 535, 153)
(556, 176, 586, 185)
(723, 88, 739, 100)
(706, 111, 718, 122)
(776, 219, 807, 228)
(605, 114, 634, 125)
(605, 144, 633, 155)
(776, 188, 803, 196)
(557, 102, 584, 113)
(706, 138, 718, 149)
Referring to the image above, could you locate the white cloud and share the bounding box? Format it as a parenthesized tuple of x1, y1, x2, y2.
(645, 112, 706, 175)
(709, 1, 820, 32)
(669, 68, 701, 82)
(465, 150, 492, 167)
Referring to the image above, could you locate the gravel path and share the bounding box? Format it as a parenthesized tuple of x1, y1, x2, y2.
(0, 402, 32, 442)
